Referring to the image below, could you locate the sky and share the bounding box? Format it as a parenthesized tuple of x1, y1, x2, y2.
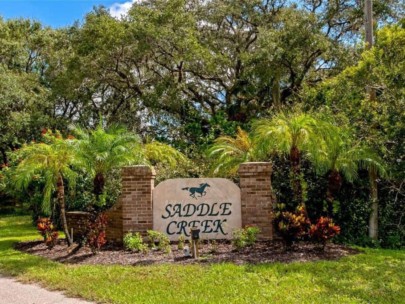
(0, 0, 138, 27)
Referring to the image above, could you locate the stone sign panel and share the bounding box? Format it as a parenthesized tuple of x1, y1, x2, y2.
(153, 178, 241, 240)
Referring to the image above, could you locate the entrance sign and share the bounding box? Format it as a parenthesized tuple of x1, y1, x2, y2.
(153, 178, 241, 240)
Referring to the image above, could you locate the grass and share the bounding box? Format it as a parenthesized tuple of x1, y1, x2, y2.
(0, 215, 404, 304)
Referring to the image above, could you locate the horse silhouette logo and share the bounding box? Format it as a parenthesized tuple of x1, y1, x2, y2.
(182, 183, 210, 199)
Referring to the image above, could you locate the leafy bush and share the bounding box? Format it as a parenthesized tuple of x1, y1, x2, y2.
(86, 213, 108, 254)
(37, 217, 59, 249)
(382, 232, 403, 249)
(274, 204, 311, 250)
(123, 232, 148, 252)
(232, 225, 260, 249)
(147, 230, 171, 253)
(309, 217, 341, 250)
(66, 169, 122, 213)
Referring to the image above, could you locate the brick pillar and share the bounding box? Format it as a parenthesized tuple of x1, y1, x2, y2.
(239, 162, 274, 240)
(106, 165, 155, 243)
(122, 166, 155, 235)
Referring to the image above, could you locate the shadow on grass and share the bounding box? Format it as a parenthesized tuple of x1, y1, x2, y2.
(0, 238, 59, 276)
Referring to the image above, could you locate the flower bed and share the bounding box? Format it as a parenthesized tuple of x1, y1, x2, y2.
(15, 239, 359, 266)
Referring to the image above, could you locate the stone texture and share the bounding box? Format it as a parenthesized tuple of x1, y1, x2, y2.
(239, 162, 274, 240)
(153, 178, 241, 240)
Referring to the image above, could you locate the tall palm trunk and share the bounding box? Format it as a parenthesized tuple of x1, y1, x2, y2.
(57, 174, 73, 246)
(326, 169, 343, 217)
(369, 169, 378, 239)
(364, 0, 379, 241)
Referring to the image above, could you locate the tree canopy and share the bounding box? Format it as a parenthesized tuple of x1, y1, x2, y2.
(0, 1, 404, 248)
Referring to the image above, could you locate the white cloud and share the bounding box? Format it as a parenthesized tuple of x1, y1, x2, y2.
(109, 0, 141, 19)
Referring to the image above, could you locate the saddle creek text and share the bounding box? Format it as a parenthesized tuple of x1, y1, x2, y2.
(161, 202, 232, 236)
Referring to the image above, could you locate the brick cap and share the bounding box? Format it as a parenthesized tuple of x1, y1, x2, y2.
(122, 165, 156, 176)
(238, 162, 272, 174)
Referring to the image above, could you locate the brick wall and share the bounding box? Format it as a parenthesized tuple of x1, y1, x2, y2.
(239, 162, 274, 240)
(105, 199, 123, 243)
(105, 162, 273, 243)
(66, 211, 90, 241)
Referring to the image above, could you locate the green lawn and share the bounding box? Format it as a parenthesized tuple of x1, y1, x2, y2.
(0, 215, 404, 304)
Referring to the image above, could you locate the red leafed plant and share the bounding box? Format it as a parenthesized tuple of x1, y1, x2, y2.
(274, 204, 311, 250)
(37, 218, 59, 249)
(309, 217, 341, 250)
(86, 213, 108, 254)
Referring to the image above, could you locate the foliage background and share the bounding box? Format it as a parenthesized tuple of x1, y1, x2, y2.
(0, 1, 403, 248)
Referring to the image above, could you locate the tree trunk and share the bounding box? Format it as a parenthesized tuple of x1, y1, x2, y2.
(364, 0, 374, 49)
(290, 146, 306, 213)
(326, 170, 343, 217)
(369, 169, 378, 240)
(57, 174, 73, 246)
(364, 1, 378, 240)
(93, 172, 105, 197)
(0, 148, 8, 165)
(272, 72, 281, 110)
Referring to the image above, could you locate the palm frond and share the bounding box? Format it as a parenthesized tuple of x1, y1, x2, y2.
(144, 142, 186, 168)
(207, 127, 262, 176)
(12, 134, 77, 213)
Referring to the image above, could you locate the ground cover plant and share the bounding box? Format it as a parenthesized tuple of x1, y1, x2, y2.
(232, 225, 261, 249)
(123, 232, 148, 253)
(1, 215, 404, 304)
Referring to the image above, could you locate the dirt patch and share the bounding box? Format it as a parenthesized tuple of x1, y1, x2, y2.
(14, 240, 361, 266)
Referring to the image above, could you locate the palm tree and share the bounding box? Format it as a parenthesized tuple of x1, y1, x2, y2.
(308, 126, 387, 216)
(12, 131, 77, 246)
(73, 124, 186, 203)
(207, 127, 264, 177)
(253, 112, 318, 208)
(73, 124, 144, 201)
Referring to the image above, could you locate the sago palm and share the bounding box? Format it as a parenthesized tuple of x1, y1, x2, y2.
(207, 127, 263, 176)
(12, 131, 77, 246)
(253, 112, 318, 207)
(308, 126, 387, 216)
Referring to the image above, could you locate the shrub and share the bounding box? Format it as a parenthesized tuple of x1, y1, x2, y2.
(86, 213, 108, 254)
(309, 217, 341, 250)
(147, 230, 171, 253)
(177, 234, 186, 250)
(123, 232, 148, 252)
(232, 225, 260, 249)
(66, 169, 122, 213)
(37, 217, 59, 249)
(274, 204, 310, 250)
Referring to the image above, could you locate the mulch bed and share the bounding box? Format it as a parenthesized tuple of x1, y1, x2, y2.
(15, 239, 361, 266)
